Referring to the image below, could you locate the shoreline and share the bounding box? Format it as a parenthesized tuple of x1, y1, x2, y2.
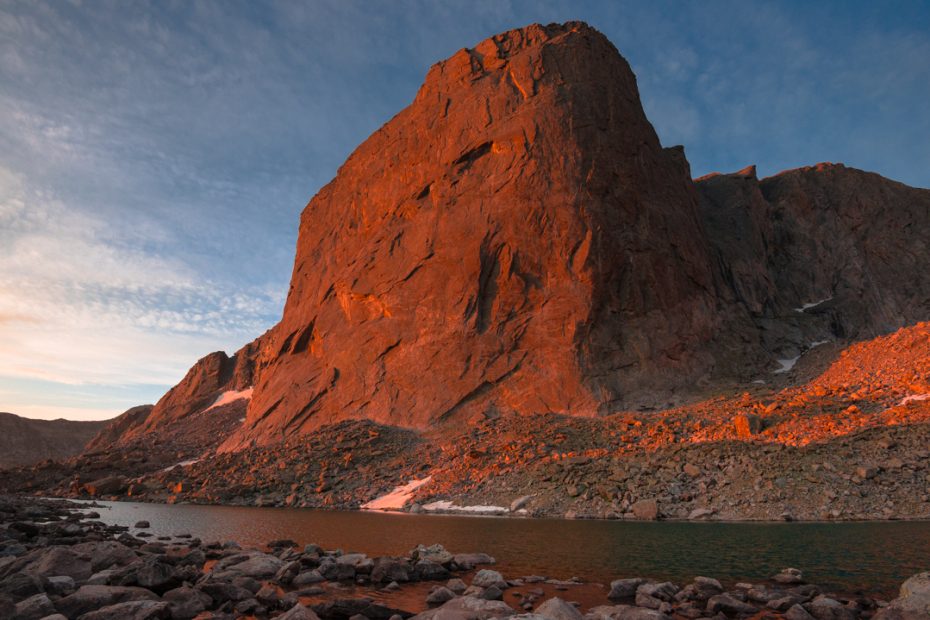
(67, 495, 930, 525)
(2, 494, 927, 619)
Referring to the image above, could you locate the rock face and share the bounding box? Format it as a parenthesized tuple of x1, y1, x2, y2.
(0, 412, 108, 469)
(126, 21, 930, 452)
(225, 22, 726, 448)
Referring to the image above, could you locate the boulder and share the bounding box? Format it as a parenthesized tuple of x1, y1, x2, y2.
(630, 500, 659, 521)
(535, 597, 583, 620)
(426, 586, 456, 605)
(411, 595, 515, 620)
(874, 571, 930, 619)
(585, 605, 672, 620)
(13, 593, 57, 620)
(608, 579, 646, 600)
(808, 595, 858, 620)
(472, 570, 507, 590)
(278, 603, 322, 620)
(162, 586, 212, 619)
(75, 600, 170, 620)
(57, 585, 160, 619)
(706, 594, 757, 615)
(83, 476, 128, 497)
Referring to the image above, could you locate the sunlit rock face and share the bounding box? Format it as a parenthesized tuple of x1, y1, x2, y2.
(225, 22, 724, 448)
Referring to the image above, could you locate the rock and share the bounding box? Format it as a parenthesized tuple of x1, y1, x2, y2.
(535, 597, 583, 620)
(319, 560, 357, 581)
(416, 560, 451, 581)
(874, 571, 930, 619)
(293, 570, 326, 587)
(786, 604, 817, 620)
(687, 508, 714, 521)
(472, 570, 508, 590)
(808, 595, 858, 620)
(774, 568, 805, 585)
(162, 586, 212, 620)
(220, 21, 729, 449)
(196, 581, 253, 604)
(636, 582, 678, 608)
(46, 576, 76, 597)
(855, 466, 880, 480)
(372, 558, 411, 583)
(427, 586, 456, 605)
(446, 578, 467, 594)
(0, 572, 46, 599)
(210, 552, 283, 580)
(412, 545, 454, 566)
(57, 585, 160, 619)
(510, 496, 534, 512)
(411, 595, 514, 620)
(452, 554, 495, 570)
(83, 476, 128, 497)
(691, 577, 723, 598)
(480, 585, 504, 601)
(733, 413, 763, 438)
(278, 604, 322, 620)
(275, 559, 303, 585)
(134, 521, 150, 529)
(19, 546, 94, 581)
(608, 579, 646, 600)
(682, 464, 701, 477)
(706, 594, 757, 615)
(75, 600, 170, 620)
(630, 500, 659, 521)
(586, 605, 672, 620)
(13, 593, 57, 620)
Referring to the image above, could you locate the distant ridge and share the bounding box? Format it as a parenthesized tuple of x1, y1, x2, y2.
(0, 412, 110, 468)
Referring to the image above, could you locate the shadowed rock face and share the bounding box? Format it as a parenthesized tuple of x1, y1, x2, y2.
(224, 22, 725, 448)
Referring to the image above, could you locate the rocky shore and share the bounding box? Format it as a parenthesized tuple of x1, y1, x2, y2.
(1, 495, 927, 619)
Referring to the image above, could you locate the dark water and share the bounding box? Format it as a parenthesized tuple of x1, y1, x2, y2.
(83, 500, 929, 596)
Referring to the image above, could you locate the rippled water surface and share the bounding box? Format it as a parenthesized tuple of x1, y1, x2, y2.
(84, 501, 930, 596)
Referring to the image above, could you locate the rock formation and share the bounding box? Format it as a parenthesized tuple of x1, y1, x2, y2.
(0, 413, 109, 469)
(80, 22, 930, 455)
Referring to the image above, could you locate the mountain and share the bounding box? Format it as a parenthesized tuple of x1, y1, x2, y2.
(0, 412, 109, 469)
(217, 21, 930, 449)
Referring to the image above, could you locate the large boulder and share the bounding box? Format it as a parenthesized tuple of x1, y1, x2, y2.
(411, 596, 515, 620)
(56, 585, 160, 619)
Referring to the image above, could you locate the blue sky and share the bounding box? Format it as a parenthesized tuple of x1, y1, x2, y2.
(1, 1, 928, 420)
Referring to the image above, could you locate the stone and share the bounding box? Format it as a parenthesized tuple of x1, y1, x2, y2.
(687, 508, 714, 520)
(412, 545, 454, 566)
(57, 586, 160, 619)
(706, 594, 757, 615)
(416, 560, 451, 581)
(874, 571, 930, 618)
(586, 605, 672, 620)
(46, 576, 76, 596)
(535, 597, 583, 620)
(447, 578, 467, 594)
(162, 586, 212, 620)
(785, 604, 816, 620)
(631, 500, 659, 521)
(774, 568, 805, 585)
(808, 595, 858, 620)
(410, 595, 515, 620)
(371, 558, 411, 583)
(608, 579, 647, 600)
(75, 600, 170, 620)
(293, 570, 325, 587)
(452, 553, 495, 570)
(277, 602, 323, 620)
(83, 476, 128, 497)
(427, 586, 456, 605)
(134, 521, 150, 529)
(472, 570, 508, 589)
(196, 581, 254, 604)
(13, 593, 57, 620)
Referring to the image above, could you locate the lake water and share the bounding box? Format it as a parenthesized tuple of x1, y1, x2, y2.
(82, 500, 929, 597)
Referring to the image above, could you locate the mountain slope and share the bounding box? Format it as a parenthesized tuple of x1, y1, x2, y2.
(0, 413, 109, 468)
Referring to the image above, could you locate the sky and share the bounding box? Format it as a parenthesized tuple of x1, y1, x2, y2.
(1, 1, 928, 421)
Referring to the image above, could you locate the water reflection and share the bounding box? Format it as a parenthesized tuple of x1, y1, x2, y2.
(84, 500, 928, 596)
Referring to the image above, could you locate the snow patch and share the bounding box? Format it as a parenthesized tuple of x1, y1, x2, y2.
(794, 297, 833, 313)
(161, 458, 200, 473)
(809, 340, 830, 348)
(751, 379, 766, 385)
(773, 356, 800, 374)
(206, 387, 253, 412)
(422, 500, 509, 515)
(900, 394, 930, 406)
(362, 477, 432, 510)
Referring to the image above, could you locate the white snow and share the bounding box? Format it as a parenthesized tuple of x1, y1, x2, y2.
(361, 477, 432, 511)
(161, 458, 201, 473)
(794, 297, 833, 313)
(205, 387, 253, 412)
(773, 356, 800, 374)
(900, 394, 930, 406)
(422, 500, 509, 515)
(751, 379, 766, 385)
(809, 340, 830, 348)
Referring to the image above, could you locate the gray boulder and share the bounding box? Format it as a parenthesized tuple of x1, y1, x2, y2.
(534, 597, 583, 620)
(13, 593, 57, 620)
(57, 585, 160, 619)
(75, 600, 170, 620)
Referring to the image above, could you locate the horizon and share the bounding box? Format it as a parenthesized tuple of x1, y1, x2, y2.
(2, 1, 929, 421)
